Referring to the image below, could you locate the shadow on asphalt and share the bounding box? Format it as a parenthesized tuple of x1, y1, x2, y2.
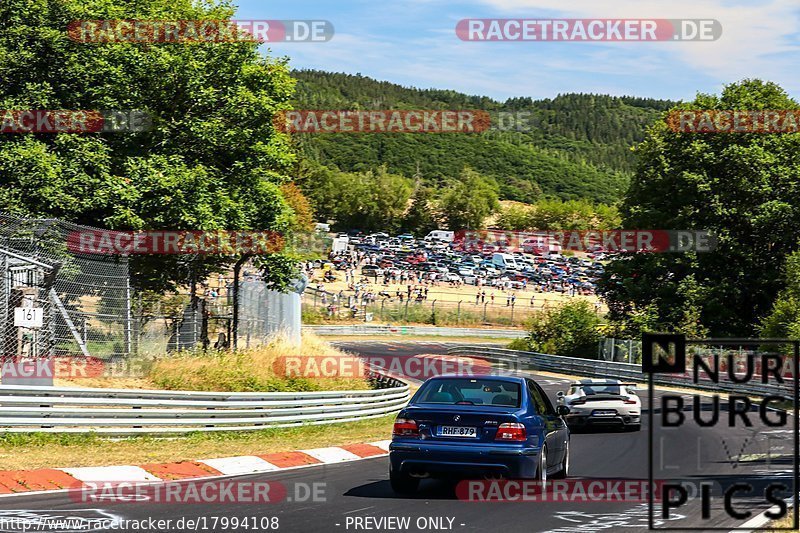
(345, 479, 460, 500)
(568, 426, 640, 434)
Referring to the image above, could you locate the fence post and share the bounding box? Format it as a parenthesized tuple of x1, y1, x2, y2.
(510, 302, 515, 325)
(124, 274, 132, 356)
(483, 302, 488, 322)
(231, 254, 253, 351)
(404, 299, 409, 322)
(457, 301, 462, 325)
(431, 299, 437, 325)
(380, 299, 385, 321)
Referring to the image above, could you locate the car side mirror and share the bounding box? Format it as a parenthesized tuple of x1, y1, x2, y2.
(557, 405, 570, 416)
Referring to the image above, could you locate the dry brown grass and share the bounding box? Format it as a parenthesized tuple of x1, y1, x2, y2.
(766, 512, 795, 531)
(149, 334, 369, 392)
(55, 334, 369, 392)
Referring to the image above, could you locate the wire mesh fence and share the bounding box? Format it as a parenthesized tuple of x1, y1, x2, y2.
(0, 213, 131, 361)
(598, 337, 642, 363)
(301, 287, 547, 327)
(0, 213, 304, 366)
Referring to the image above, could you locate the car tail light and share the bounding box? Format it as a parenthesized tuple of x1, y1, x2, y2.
(393, 418, 419, 437)
(495, 423, 526, 442)
(623, 398, 637, 404)
(569, 398, 586, 406)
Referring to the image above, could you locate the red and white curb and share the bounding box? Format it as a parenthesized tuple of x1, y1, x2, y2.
(0, 440, 391, 497)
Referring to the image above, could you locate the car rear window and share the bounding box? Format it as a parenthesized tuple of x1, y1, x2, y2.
(574, 384, 621, 395)
(416, 379, 521, 407)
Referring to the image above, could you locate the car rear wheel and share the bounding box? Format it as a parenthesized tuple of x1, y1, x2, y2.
(390, 470, 419, 494)
(552, 441, 569, 479)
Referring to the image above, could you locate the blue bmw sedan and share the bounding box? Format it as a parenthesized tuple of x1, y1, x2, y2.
(389, 375, 570, 493)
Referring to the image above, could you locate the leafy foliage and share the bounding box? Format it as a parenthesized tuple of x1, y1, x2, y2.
(760, 250, 800, 339)
(299, 164, 412, 232)
(495, 199, 621, 230)
(439, 168, 500, 230)
(0, 0, 298, 292)
(401, 184, 439, 235)
(598, 80, 800, 337)
(290, 70, 675, 204)
(514, 301, 602, 358)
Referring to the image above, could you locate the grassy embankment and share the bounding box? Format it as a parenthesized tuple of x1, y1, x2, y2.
(0, 335, 398, 470)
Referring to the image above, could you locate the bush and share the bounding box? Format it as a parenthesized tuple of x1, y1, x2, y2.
(516, 301, 601, 358)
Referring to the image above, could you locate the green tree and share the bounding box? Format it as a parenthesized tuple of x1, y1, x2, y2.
(598, 80, 800, 336)
(495, 203, 531, 230)
(497, 199, 620, 231)
(401, 184, 438, 235)
(0, 0, 298, 292)
(439, 168, 499, 230)
(513, 301, 602, 358)
(760, 250, 800, 339)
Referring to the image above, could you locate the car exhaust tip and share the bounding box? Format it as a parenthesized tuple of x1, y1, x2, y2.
(409, 472, 430, 478)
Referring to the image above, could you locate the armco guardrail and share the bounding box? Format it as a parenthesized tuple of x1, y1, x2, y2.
(0, 370, 409, 435)
(304, 325, 527, 338)
(447, 346, 792, 398)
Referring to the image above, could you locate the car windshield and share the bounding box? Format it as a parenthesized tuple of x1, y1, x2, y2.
(416, 379, 521, 407)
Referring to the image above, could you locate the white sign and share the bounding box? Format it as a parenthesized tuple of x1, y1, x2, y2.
(14, 307, 43, 328)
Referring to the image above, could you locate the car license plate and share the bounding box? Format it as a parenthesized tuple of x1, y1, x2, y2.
(439, 426, 477, 437)
(592, 410, 616, 417)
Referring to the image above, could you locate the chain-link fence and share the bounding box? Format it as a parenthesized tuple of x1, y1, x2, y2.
(0, 213, 131, 361)
(301, 287, 545, 327)
(237, 279, 301, 348)
(134, 269, 302, 355)
(0, 213, 314, 366)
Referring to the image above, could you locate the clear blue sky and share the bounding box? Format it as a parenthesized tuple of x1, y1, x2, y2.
(235, 0, 800, 102)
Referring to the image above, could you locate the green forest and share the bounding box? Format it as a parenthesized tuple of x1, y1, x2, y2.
(290, 70, 675, 205)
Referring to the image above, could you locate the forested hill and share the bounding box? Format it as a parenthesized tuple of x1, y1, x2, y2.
(290, 70, 676, 204)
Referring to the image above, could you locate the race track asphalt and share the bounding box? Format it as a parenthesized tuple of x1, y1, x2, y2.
(0, 341, 793, 533)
